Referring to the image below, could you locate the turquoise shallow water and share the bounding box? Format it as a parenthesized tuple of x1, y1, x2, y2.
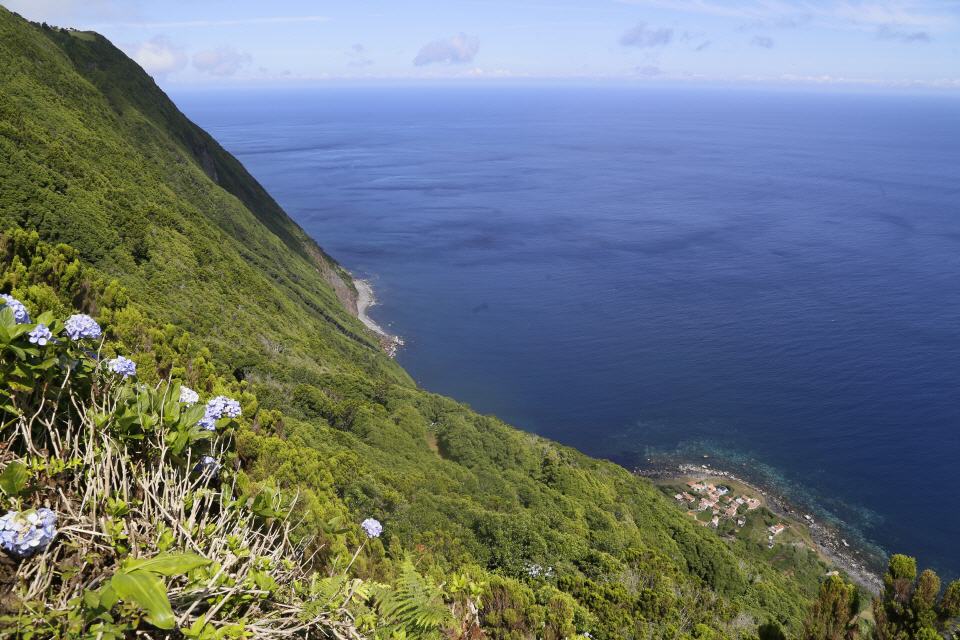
(175, 86, 960, 577)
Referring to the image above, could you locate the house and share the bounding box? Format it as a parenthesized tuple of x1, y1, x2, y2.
(724, 504, 739, 518)
(710, 516, 720, 528)
(698, 498, 718, 511)
(716, 486, 730, 496)
(736, 517, 746, 527)
(745, 498, 761, 510)
(768, 524, 786, 536)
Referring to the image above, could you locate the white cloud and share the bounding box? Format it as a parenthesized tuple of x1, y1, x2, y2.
(413, 33, 480, 66)
(0, 0, 129, 24)
(750, 35, 775, 48)
(89, 15, 330, 29)
(616, 0, 956, 31)
(769, 73, 960, 88)
(346, 43, 373, 68)
(876, 25, 931, 42)
(193, 46, 252, 76)
(131, 36, 187, 77)
(620, 22, 675, 47)
(635, 64, 664, 76)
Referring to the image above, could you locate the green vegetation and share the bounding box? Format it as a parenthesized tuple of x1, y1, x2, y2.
(0, 7, 947, 639)
(871, 555, 960, 640)
(790, 555, 960, 640)
(801, 574, 864, 639)
(0, 300, 473, 638)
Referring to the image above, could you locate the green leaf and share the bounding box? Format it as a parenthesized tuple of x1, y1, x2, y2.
(111, 571, 175, 630)
(250, 569, 277, 593)
(181, 404, 205, 427)
(122, 552, 210, 577)
(8, 324, 30, 340)
(0, 307, 14, 331)
(162, 385, 181, 423)
(98, 583, 119, 609)
(35, 357, 58, 370)
(0, 461, 29, 497)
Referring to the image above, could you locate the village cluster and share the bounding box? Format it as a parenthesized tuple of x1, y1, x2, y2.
(674, 481, 787, 546)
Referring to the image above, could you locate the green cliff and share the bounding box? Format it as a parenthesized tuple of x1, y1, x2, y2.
(0, 7, 865, 639)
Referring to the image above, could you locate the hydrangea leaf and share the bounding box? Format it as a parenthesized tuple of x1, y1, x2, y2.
(111, 571, 175, 629)
(35, 311, 54, 326)
(181, 404, 205, 427)
(0, 461, 28, 497)
(0, 307, 14, 331)
(122, 552, 211, 577)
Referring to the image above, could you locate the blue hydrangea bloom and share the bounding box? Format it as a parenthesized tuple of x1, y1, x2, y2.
(0, 508, 57, 558)
(207, 395, 242, 419)
(178, 386, 199, 406)
(64, 314, 101, 341)
(108, 356, 137, 378)
(197, 395, 242, 431)
(195, 396, 241, 430)
(28, 324, 53, 346)
(193, 455, 220, 476)
(0, 294, 30, 324)
(361, 517, 382, 539)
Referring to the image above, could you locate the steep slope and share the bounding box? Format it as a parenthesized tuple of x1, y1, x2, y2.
(0, 8, 831, 638)
(0, 11, 386, 385)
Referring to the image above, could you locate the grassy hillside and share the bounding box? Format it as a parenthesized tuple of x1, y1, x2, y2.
(0, 7, 838, 638)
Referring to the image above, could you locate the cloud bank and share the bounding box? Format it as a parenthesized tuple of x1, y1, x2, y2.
(876, 25, 931, 43)
(346, 43, 373, 68)
(617, 0, 953, 31)
(413, 33, 479, 66)
(1, 0, 129, 24)
(193, 46, 252, 76)
(132, 36, 187, 77)
(620, 22, 674, 47)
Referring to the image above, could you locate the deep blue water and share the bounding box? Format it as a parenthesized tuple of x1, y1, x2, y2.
(174, 86, 960, 577)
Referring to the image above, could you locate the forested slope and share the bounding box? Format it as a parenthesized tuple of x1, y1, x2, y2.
(0, 7, 843, 638)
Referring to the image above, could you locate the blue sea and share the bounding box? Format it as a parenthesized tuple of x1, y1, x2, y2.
(175, 86, 960, 577)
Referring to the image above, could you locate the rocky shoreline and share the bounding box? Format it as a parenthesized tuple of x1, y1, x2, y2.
(637, 462, 884, 595)
(353, 278, 404, 357)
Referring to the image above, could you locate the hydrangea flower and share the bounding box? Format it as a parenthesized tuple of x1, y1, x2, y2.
(525, 562, 555, 578)
(361, 518, 382, 539)
(193, 455, 220, 476)
(207, 396, 242, 419)
(28, 324, 53, 346)
(178, 386, 199, 406)
(0, 294, 30, 324)
(108, 356, 137, 378)
(197, 395, 241, 430)
(64, 314, 101, 341)
(0, 508, 57, 558)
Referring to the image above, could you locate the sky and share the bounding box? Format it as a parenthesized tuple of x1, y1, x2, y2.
(3, 0, 959, 90)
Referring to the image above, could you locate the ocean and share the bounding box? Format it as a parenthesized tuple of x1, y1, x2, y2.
(174, 85, 960, 577)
